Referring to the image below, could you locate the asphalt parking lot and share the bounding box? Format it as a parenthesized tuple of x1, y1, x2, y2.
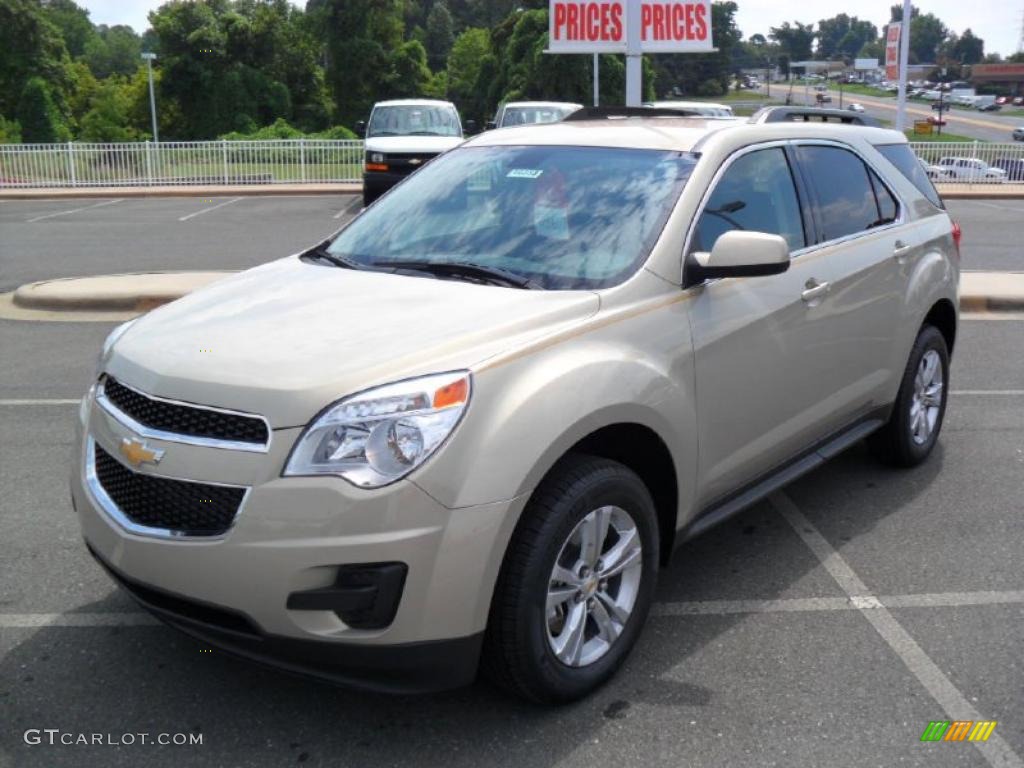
(1, 195, 1022, 768)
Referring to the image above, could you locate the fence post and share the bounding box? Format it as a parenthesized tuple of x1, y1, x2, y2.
(222, 139, 229, 184)
(144, 140, 152, 186)
(66, 141, 76, 187)
(300, 139, 306, 183)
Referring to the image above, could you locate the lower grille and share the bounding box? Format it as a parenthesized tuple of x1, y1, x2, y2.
(93, 443, 245, 536)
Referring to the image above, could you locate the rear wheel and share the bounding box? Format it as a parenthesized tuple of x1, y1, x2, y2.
(869, 325, 949, 467)
(483, 454, 658, 703)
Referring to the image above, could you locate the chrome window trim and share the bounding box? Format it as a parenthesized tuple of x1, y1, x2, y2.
(84, 436, 250, 541)
(680, 138, 909, 285)
(96, 377, 271, 454)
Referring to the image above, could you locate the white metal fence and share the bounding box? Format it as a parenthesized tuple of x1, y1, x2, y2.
(908, 141, 1024, 184)
(0, 140, 364, 188)
(0, 139, 1022, 189)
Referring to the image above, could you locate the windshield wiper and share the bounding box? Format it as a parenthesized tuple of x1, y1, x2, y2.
(303, 243, 363, 270)
(377, 260, 542, 289)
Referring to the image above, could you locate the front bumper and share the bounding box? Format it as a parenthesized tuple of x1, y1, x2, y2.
(72, 389, 525, 692)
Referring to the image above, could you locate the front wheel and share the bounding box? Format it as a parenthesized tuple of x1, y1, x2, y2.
(483, 454, 659, 703)
(869, 325, 949, 467)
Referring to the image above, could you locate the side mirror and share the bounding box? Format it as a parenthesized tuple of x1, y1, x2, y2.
(355, 120, 366, 138)
(486, 120, 496, 130)
(464, 119, 477, 134)
(690, 231, 791, 281)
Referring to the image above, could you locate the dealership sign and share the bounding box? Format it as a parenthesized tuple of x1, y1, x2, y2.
(549, 0, 713, 53)
(885, 23, 901, 81)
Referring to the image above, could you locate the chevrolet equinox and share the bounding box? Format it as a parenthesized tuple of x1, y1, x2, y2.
(74, 107, 959, 703)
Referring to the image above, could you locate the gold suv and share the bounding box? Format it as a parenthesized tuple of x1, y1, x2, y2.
(73, 108, 959, 702)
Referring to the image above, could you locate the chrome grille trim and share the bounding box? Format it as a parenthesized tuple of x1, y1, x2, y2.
(96, 376, 272, 453)
(84, 436, 250, 540)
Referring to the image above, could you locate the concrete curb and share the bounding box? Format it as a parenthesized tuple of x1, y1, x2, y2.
(9, 270, 1024, 316)
(0, 183, 360, 200)
(936, 186, 1024, 200)
(12, 272, 233, 312)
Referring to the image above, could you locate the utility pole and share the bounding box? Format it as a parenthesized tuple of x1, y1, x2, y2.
(141, 52, 159, 142)
(593, 53, 599, 106)
(624, 0, 642, 106)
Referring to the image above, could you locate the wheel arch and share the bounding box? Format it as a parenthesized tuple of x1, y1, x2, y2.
(923, 297, 957, 356)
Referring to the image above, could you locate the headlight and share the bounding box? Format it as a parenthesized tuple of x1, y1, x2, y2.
(95, 319, 136, 377)
(283, 371, 471, 488)
(369, 152, 385, 164)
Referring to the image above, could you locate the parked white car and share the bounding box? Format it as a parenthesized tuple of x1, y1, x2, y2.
(937, 157, 1007, 183)
(1012, 126, 1024, 141)
(489, 101, 583, 129)
(847, 103, 866, 113)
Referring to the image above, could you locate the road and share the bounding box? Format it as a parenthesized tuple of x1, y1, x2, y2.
(761, 84, 1024, 143)
(1, 197, 1022, 768)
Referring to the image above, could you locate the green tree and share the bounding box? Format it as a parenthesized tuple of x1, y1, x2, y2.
(888, 5, 949, 64)
(425, 1, 455, 71)
(319, 0, 406, 124)
(386, 39, 434, 97)
(0, 114, 22, 143)
(448, 27, 490, 106)
(945, 28, 983, 65)
(150, 0, 330, 138)
(817, 14, 877, 60)
(769, 21, 816, 62)
(79, 78, 140, 141)
(40, 0, 97, 57)
(0, 0, 75, 121)
(84, 24, 143, 78)
(653, 1, 742, 98)
(17, 76, 71, 142)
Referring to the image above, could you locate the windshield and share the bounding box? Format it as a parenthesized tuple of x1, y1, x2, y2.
(499, 105, 579, 127)
(367, 105, 461, 138)
(327, 145, 696, 290)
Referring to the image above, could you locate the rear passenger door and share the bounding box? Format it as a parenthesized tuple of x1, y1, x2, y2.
(792, 142, 906, 423)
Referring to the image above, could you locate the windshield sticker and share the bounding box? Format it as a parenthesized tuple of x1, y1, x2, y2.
(534, 204, 570, 241)
(507, 168, 544, 179)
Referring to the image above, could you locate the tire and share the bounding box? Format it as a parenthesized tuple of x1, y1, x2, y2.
(482, 454, 659, 704)
(362, 190, 377, 208)
(869, 325, 949, 467)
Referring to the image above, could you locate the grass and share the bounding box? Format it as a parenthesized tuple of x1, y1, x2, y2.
(903, 130, 982, 143)
(834, 83, 891, 98)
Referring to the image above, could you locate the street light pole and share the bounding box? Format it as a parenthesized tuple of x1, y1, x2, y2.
(141, 52, 158, 143)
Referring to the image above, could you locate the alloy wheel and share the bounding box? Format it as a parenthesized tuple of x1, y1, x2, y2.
(545, 505, 643, 668)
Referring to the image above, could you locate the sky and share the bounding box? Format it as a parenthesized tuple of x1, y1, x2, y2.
(82, 0, 1022, 57)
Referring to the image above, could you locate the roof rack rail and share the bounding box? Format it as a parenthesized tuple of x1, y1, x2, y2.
(749, 106, 881, 127)
(564, 106, 705, 121)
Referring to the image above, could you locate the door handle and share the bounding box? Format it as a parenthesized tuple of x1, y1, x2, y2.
(801, 279, 831, 303)
(894, 240, 913, 263)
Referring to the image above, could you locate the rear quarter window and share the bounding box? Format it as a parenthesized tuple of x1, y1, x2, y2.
(874, 143, 943, 209)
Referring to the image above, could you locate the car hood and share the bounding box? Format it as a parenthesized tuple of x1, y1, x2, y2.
(364, 136, 464, 155)
(106, 257, 599, 428)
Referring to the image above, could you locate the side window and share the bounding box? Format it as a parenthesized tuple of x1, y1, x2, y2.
(795, 146, 884, 242)
(869, 170, 898, 224)
(691, 148, 806, 254)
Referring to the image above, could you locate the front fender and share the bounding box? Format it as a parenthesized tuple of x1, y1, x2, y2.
(413, 324, 697, 523)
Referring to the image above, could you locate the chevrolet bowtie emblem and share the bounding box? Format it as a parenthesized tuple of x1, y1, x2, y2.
(119, 437, 164, 468)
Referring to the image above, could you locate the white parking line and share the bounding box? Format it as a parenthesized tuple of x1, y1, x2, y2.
(178, 197, 242, 222)
(26, 199, 123, 223)
(951, 390, 1024, 396)
(333, 198, 361, 219)
(651, 590, 1024, 617)
(770, 491, 1024, 768)
(0, 398, 80, 405)
(0, 613, 159, 628)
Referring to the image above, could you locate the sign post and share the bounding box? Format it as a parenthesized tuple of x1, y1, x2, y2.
(897, 0, 913, 132)
(547, 0, 714, 104)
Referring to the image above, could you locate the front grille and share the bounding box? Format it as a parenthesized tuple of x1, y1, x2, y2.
(94, 443, 245, 536)
(102, 376, 268, 446)
(388, 153, 438, 174)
